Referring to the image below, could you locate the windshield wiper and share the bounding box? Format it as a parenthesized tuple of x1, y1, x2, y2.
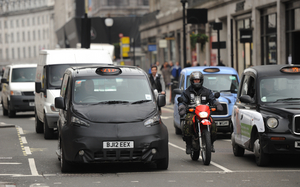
(94, 100, 129, 105)
(275, 98, 300, 102)
(131, 100, 152, 104)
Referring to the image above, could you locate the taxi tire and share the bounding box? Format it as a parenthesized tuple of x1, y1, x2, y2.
(60, 142, 72, 173)
(156, 146, 169, 170)
(254, 138, 269, 166)
(35, 112, 44, 134)
(44, 114, 55, 139)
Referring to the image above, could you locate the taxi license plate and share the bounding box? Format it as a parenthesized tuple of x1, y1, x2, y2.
(103, 141, 134, 149)
(216, 121, 229, 126)
(295, 141, 300, 148)
(29, 102, 35, 106)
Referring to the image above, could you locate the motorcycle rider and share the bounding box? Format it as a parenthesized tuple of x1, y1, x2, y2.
(178, 71, 223, 154)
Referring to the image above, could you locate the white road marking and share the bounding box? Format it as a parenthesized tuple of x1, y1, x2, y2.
(24, 146, 32, 155)
(131, 181, 139, 183)
(0, 157, 12, 159)
(28, 158, 39, 176)
(21, 137, 28, 144)
(18, 127, 24, 135)
(0, 162, 21, 164)
(161, 116, 173, 119)
(168, 142, 233, 173)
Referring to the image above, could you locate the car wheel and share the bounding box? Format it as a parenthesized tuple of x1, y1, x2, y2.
(44, 114, 55, 139)
(7, 101, 15, 118)
(35, 111, 44, 134)
(156, 146, 169, 170)
(60, 141, 72, 173)
(2, 102, 8, 116)
(254, 138, 269, 166)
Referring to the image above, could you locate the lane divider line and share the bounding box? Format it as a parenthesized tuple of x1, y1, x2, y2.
(24, 146, 32, 155)
(28, 158, 39, 176)
(21, 137, 28, 144)
(168, 142, 233, 173)
(16, 126, 27, 156)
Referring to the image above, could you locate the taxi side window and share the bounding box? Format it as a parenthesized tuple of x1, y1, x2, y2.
(240, 75, 256, 101)
(180, 74, 185, 90)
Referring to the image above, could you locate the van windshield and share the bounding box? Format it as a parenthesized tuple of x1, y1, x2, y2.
(49, 65, 72, 87)
(73, 76, 153, 104)
(11, 68, 36, 82)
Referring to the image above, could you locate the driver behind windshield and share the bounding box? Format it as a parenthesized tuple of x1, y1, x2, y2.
(178, 71, 223, 154)
(75, 79, 96, 103)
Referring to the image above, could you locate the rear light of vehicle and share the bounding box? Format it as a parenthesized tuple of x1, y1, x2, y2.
(270, 137, 286, 141)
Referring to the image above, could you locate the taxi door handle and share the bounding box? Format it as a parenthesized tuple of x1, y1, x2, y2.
(240, 114, 243, 120)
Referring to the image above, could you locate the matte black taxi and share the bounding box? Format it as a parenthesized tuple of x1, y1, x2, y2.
(55, 65, 168, 172)
(231, 64, 300, 166)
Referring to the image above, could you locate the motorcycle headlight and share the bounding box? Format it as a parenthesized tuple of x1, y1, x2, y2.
(71, 116, 89, 127)
(10, 90, 22, 95)
(267, 117, 278, 129)
(199, 112, 208, 118)
(144, 115, 160, 127)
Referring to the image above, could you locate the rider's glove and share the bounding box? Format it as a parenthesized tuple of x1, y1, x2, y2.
(178, 104, 186, 116)
(217, 103, 223, 111)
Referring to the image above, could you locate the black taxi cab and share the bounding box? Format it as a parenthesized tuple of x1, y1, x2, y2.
(231, 64, 300, 166)
(54, 65, 168, 172)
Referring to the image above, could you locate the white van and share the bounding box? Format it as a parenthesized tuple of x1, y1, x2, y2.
(35, 49, 113, 139)
(1, 64, 37, 118)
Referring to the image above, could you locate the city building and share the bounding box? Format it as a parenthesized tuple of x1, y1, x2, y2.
(140, 0, 300, 75)
(0, 0, 56, 66)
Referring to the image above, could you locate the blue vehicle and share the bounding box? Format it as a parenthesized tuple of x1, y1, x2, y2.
(173, 66, 240, 134)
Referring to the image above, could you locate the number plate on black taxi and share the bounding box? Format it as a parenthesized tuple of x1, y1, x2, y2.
(295, 141, 300, 148)
(216, 121, 229, 126)
(103, 141, 134, 149)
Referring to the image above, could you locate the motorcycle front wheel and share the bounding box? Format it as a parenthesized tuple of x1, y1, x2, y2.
(201, 129, 212, 165)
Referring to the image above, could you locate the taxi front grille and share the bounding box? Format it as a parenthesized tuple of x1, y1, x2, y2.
(94, 150, 143, 161)
(211, 103, 228, 116)
(294, 115, 300, 134)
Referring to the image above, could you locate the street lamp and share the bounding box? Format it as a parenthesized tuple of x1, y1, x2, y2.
(105, 17, 114, 44)
(181, 0, 187, 68)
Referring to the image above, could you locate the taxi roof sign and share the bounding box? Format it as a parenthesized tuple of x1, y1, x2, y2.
(96, 67, 122, 75)
(280, 66, 300, 73)
(203, 68, 220, 73)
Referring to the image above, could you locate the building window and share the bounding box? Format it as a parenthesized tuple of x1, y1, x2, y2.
(23, 32, 25, 41)
(261, 12, 277, 65)
(38, 16, 40, 25)
(0, 49, 3, 60)
(18, 48, 20, 59)
(4, 21, 7, 28)
(38, 30, 40, 40)
(33, 31, 36, 40)
(0, 34, 2, 44)
(10, 20, 13, 28)
(28, 47, 31, 58)
(23, 47, 26, 58)
(12, 48, 15, 59)
(16, 20, 19, 27)
(107, 0, 129, 6)
(34, 46, 36, 57)
(22, 19, 25, 27)
(27, 18, 30, 26)
(5, 33, 8, 43)
(6, 48, 9, 60)
(0, 21, 1, 29)
(11, 33, 14, 43)
(32, 17, 35, 25)
(28, 31, 30, 41)
(138, 0, 149, 5)
(17, 32, 19, 42)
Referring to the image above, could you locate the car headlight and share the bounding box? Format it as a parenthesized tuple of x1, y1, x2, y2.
(71, 116, 89, 127)
(144, 115, 160, 127)
(199, 112, 208, 118)
(10, 90, 22, 95)
(267, 117, 278, 129)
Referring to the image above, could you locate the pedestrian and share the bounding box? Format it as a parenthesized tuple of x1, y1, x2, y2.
(161, 62, 171, 90)
(185, 61, 192, 68)
(156, 61, 163, 75)
(171, 62, 182, 82)
(149, 65, 166, 114)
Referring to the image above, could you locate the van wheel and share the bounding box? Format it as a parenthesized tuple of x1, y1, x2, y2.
(44, 114, 54, 139)
(35, 112, 44, 134)
(7, 102, 15, 118)
(2, 103, 8, 116)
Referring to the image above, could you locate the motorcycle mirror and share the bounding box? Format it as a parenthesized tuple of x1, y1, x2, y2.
(214, 92, 220, 98)
(177, 97, 183, 103)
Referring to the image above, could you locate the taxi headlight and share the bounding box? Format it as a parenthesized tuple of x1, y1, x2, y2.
(199, 112, 208, 118)
(71, 116, 89, 127)
(144, 115, 160, 127)
(267, 117, 278, 129)
(10, 90, 22, 95)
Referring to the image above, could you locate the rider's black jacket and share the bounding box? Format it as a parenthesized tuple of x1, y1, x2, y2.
(179, 85, 218, 107)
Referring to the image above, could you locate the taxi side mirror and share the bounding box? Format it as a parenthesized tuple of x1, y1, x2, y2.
(157, 94, 166, 107)
(214, 92, 220, 98)
(1, 78, 8, 84)
(55, 97, 65, 110)
(239, 95, 252, 103)
(173, 88, 182, 95)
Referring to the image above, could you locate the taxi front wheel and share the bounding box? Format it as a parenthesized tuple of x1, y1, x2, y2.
(254, 138, 270, 166)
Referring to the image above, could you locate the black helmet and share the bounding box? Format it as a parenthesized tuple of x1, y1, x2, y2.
(190, 71, 204, 89)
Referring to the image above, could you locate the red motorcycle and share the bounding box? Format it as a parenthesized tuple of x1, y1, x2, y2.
(178, 93, 219, 165)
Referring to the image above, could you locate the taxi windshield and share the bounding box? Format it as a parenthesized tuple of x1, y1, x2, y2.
(73, 76, 153, 104)
(260, 76, 300, 102)
(187, 74, 238, 93)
